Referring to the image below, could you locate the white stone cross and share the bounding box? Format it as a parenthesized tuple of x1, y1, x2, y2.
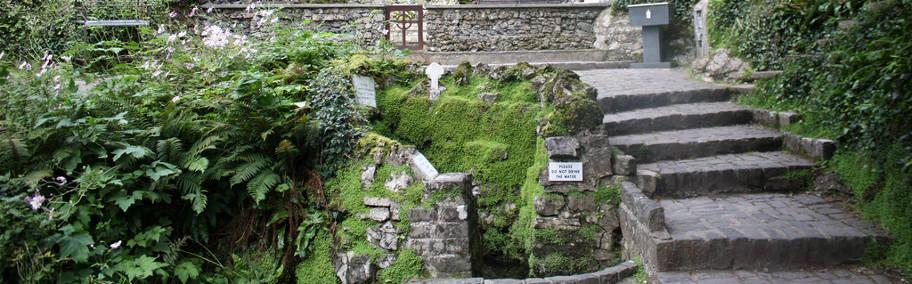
(425, 62, 444, 101)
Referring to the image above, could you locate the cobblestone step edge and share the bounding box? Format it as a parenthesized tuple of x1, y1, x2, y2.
(407, 260, 638, 284)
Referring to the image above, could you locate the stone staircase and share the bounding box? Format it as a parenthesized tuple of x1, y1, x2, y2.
(576, 69, 891, 283)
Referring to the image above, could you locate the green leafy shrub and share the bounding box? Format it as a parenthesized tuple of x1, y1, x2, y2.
(719, 0, 912, 274)
(0, 25, 379, 282)
(0, 0, 176, 60)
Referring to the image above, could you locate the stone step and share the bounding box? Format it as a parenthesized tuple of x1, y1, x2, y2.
(649, 194, 888, 272)
(609, 125, 783, 164)
(597, 88, 731, 114)
(636, 151, 815, 198)
(603, 102, 753, 136)
(576, 69, 733, 114)
(657, 268, 894, 284)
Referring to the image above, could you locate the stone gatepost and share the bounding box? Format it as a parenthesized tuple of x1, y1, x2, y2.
(529, 132, 618, 275)
(692, 0, 711, 59)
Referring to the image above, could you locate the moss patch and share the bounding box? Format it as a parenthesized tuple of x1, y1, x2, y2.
(376, 74, 541, 260)
(295, 230, 337, 284)
(377, 249, 426, 284)
(528, 252, 595, 277)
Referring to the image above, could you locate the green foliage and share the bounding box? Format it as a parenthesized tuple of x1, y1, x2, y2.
(0, 0, 176, 60)
(295, 230, 337, 284)
(0, 25, 381, 282)
(508, 138, 547, 264)
(708, 0, 863, 70)
(830, 147, 912, 272)
(594, 183, 621, 207)
(378, 249, 426, 283)
(376, 68, 542, 261)
(722, 0, 912, 274)
(528, 252, 594, 277)
(632, 257, 647, 283)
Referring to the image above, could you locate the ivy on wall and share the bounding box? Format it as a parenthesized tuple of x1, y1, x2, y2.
(717, 0, 912, 274)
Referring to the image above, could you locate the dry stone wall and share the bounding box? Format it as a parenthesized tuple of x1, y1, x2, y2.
(198, 3, 642, 56)
(529, 132, 620, 275)
(196, 3, 386, 46)
(423, 4, 609, 52)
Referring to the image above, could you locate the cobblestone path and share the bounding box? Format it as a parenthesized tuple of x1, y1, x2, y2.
(577, 69, 892, 283)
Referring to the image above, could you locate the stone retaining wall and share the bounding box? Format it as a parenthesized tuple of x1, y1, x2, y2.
(197, 3, 386, 46)
(198, 3, 642, 57)
(424, 4, 610, 52)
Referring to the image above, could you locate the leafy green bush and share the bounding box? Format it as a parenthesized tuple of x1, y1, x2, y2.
(720, 0, 912, 274)
(0, 24, 377, 282)
(0, 0, 176, 60)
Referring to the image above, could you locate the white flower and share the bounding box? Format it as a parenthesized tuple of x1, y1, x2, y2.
(168, 34, 178, 43)
(171, 96, 181, 103)
(169, 11, 178, 18)
(55, 176, 66, 185)
(207, 6, 214, 13)
(177, 31, 186, 38)
(157, 24, 166, 34)
(188, 7, 199, 17)
(61, 56, 71, 62)
(0, 51, 4, 60)
(18, 62, 31, 70)
(109, 240, 122, 249)
(25, 192, 45, 210)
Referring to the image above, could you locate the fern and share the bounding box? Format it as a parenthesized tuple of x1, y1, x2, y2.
(0, 138, 30, 167)
(246, 171, 280, 204)
(156, 137, 184, 163)
(229, 154, 272, 187)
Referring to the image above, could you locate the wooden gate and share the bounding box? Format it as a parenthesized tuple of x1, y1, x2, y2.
(384, 5, 424, 50)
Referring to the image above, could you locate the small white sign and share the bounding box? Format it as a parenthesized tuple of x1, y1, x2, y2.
(352, 75, 377, 108)
(548, 162, 583, 182)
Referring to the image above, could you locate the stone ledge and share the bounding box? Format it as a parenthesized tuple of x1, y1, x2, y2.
(619, 181, 664, 232)
(783, 132, 836, 161)
(411, 50, 623, 66)
(407, 260, 636, 284)
(749, 108, 800, 129)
